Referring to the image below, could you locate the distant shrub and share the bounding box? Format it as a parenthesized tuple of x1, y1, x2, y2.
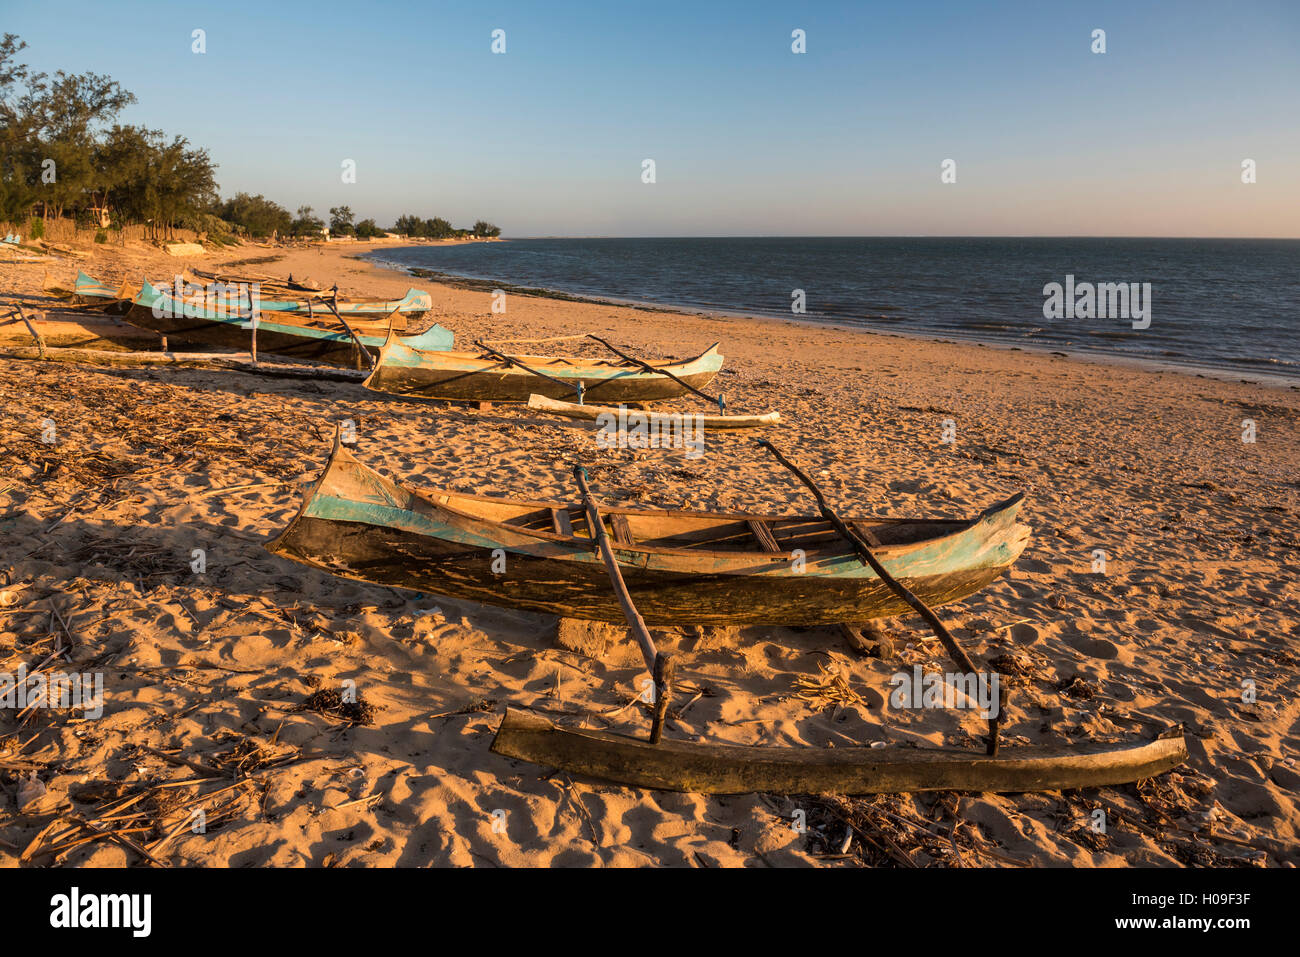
(94, 229, 108, 244)
(29, 217, 44, 239)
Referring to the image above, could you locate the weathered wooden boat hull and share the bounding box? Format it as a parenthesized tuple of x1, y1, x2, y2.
(122, 281, 452, 365)
(491, 708, 1189, 794)
(73, 271, 137, 313)
(363, 338, 725, 404)
(265, 440, 1031, 626)
(527, 393, 781, 429)
(171, 273, 430, 318)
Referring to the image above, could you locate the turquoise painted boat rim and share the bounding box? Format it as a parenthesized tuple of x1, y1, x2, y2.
(75, 270, 118, 299)
(155, 280, 432, 315)
(284, 434, 1031, 582)
(373, 331, 724, 380)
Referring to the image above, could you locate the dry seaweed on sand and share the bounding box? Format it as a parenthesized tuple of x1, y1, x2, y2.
(1055, 675, 1098, 700)
(791, 658, 868, 711)
(292, 688, 379, 726)
(795, 793, 1022, 868)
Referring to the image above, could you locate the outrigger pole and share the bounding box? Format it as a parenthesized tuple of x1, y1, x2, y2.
(587, 334, 726, 414)
(476, 340, 586, 404)
(0, 304, 47, 358)
(757, 439, 1004, 756)
(321, 291, 377, 371)
(573, 464, 675, 743)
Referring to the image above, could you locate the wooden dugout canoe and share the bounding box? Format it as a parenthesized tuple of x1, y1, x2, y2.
(527, 393, 781, 429)
(123, 280, 452, 365)
(491, 708, 1188, 794)
(362, 333, 725, 404)
(161, 274, 431, 319)
(265, 435, 1032, 626)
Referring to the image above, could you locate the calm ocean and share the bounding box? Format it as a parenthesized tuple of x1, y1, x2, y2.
(369, 238, 1300, 381)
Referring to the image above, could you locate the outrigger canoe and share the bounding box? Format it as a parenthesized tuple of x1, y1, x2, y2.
(362, 332, 726, 404)
(266, 433, 1031, 625)
(163, 274, 431, 320)
(122, 280, 453, 365)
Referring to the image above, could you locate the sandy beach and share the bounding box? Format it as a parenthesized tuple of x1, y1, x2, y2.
(1, 239, 1297, 867)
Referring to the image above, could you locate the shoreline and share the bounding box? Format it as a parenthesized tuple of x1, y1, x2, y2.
(362, 248, 1300, 392)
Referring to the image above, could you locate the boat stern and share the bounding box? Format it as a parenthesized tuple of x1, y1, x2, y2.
(397, 323, 454, 351)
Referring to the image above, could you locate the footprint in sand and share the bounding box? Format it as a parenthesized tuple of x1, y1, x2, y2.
(1067, 634, 1121, 659)
(1009, 622, 1041, 645)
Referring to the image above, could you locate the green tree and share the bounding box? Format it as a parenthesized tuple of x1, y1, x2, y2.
(96, 125, 218, 240)
(328, 205, 354, 235)
(290, 205, 324, 237)
(23, 67, 136, 223)
(217, 192, 291, 238)
(354, 218, 382, 238)
(0, 35, 39, 224)
(472, 220, 500, 238)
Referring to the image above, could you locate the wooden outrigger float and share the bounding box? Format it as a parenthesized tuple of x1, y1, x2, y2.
(527, 393, 781, 429)
(361, 331, 726, 405)
(122, 280, 452, 366)
(185, 267, 323, 295)
(490, 710, 1189, 794)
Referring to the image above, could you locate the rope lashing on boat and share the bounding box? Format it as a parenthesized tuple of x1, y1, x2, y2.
(474, 340, 586, 402)
(756, 439, 1003, 756)
(586, 335, 726, 414)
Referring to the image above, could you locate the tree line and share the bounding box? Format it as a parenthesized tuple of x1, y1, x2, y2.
(0, 35, 501, 243)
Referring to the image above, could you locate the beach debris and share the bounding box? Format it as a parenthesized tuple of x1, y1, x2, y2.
(294, 688, 378, 726)
(793, 660, 869, 710)
(17, 771, 47, 810)
(1055, 675, 1098, 700)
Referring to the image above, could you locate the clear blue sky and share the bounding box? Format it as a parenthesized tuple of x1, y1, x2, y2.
(8, 0, 1298, 236)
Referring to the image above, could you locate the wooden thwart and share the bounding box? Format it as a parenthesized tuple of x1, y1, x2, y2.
(491, 708, 1189, 795)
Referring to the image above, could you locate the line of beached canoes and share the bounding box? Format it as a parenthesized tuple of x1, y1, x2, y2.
(40, 266, 1187, 794)
(71, 270, 731, 403)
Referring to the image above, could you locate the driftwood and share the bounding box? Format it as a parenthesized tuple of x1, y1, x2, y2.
(491, 708, 1189, 794)
(528, 393, 780, 429)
